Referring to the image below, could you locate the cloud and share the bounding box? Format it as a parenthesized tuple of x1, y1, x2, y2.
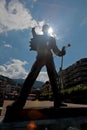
(0, 0, 44, 33)
(0, 59, 49, 82)
(37, 71, 49, 82)
(0, 59, 28, 79)
(4, 44, 12, 48)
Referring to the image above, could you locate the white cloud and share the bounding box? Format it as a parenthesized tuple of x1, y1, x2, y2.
(0, 0, 44, 33)
(0, 59, 49, 82)
(0, 59, 28, 79)
(37, 71, 49, 82)
(4, 44, 12, 48)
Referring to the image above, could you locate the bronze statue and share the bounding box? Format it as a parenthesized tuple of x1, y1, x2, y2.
(7, 24, 66, 110)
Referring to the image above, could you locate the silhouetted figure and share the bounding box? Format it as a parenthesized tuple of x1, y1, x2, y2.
(6, 25, 66, 111)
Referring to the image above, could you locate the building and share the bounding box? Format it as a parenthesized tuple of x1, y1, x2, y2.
(59, 58, 87, 88)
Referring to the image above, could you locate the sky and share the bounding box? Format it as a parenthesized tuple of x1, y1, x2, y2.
(0, 0, 87, 82)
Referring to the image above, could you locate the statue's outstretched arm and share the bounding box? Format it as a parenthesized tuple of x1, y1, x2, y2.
(52, 38, 66, 56)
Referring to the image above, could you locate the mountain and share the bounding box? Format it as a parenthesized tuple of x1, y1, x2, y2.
(13, 78, 24, 85)
(13, 78, 44, 87)
(0, 75, 17, 85)
(33, 80, 44, 87)
(0, 75, 44, 88)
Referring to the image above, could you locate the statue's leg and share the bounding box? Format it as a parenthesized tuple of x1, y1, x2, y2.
(10, 56, 44, 109)
(46, 57, 62, 107)
(3, 56, 45, 122)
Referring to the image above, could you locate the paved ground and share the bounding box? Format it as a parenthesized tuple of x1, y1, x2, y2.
(1, 100, 53, 117)
(1, 100, 87, 118)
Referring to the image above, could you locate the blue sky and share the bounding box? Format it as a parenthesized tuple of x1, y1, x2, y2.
(0, 0, 87, 82)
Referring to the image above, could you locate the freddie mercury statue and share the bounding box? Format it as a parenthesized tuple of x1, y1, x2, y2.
(9, 24, 66, 109)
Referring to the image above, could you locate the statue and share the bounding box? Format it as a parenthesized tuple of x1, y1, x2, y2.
(3, 24, 66, 122)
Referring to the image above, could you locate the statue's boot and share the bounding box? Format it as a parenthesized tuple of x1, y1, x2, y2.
(54, 100, 67, 108)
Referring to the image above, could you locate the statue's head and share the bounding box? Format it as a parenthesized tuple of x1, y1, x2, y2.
(42, 24, 49, 35)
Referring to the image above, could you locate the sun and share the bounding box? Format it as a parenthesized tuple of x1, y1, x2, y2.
(48, 27, 53, 36)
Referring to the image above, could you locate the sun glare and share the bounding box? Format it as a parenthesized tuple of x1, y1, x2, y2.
(48, 27, 53, 36)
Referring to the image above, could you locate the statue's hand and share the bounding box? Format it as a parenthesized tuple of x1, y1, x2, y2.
(61, 46, 66, 56)
(32, 27, 36, 37)
(32, 27, 35, 31)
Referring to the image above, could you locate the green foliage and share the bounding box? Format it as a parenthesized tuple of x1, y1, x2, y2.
(40, 92, 53, 96)
(61, 86, 87, 94)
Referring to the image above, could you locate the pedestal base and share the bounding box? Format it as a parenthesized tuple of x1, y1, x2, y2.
(3, 106, 87, 123)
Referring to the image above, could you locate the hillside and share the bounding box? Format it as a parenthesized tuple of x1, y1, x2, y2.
(0, 75, 44, 88)
(13, 78, 44, 87)
(0, 75, 17, 86)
